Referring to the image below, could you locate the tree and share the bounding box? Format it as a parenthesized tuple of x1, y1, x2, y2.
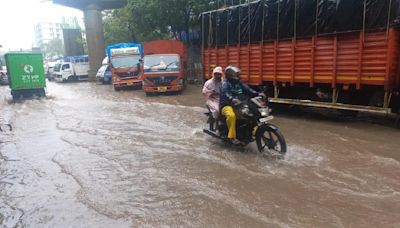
(103, 9, 136, 46)
(42, 38, 64, 59)
(103, 0, 218, 44)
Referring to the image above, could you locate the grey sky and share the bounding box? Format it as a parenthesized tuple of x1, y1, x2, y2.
(0, 0, 83, 51)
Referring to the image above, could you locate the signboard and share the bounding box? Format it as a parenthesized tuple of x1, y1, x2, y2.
(111, 47, 139, 57)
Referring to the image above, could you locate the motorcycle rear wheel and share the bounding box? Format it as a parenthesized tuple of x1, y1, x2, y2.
(256, 125, 287, 154)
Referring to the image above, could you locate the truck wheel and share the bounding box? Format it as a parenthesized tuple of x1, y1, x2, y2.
(38, 89, 46, 97)
(11, 91, 20, 101)
(114, 86, 121, 91)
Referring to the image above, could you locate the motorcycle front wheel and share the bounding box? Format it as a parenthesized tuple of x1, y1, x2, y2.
(256, 124, 287, 154)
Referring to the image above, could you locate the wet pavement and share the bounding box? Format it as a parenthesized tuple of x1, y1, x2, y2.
(1, 82, 400, 227)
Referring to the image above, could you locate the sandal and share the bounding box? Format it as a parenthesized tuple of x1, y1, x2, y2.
(230, 138, 242, 145)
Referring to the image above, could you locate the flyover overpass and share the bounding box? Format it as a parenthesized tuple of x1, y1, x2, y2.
(53, 0, 127, 80)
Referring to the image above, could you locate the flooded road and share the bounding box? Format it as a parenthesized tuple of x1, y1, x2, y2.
(1, 82, 400, 227)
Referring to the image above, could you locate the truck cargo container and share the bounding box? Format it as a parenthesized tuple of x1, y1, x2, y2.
(201, 0, 400, 114)
(5, 52, 46, 100)
(142, 40, 187, 94)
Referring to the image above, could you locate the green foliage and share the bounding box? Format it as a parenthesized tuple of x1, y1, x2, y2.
(61, 16, 81, 30)
(103, 0, 219, 45)
(75, 35, 88, 55)
(103, 9, 135, 46)
(41, 38, 64, 59)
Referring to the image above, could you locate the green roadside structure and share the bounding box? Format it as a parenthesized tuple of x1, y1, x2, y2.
(5, 52, 46, 100)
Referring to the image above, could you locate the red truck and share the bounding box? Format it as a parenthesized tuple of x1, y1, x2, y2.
(142, 40, 187, 95)
(107, 43, 143, 91)
(201, 1, 400, 115)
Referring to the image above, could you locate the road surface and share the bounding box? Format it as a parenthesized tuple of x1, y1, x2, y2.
(1, 82, 399, 227)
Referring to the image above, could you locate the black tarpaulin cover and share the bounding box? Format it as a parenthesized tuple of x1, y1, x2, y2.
(202, 0, 400, 47)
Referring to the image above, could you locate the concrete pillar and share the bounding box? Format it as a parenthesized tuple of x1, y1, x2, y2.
(84, 4, 105, 81)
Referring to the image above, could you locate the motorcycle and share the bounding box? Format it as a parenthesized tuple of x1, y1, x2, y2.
(203, 96, 287, 154)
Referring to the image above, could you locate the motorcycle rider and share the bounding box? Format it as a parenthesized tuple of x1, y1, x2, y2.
(220, 65, 265, 145)
(202, 66, 223, 120)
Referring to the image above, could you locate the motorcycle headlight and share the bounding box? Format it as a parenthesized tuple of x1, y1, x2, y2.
(258, 108, 269, 117)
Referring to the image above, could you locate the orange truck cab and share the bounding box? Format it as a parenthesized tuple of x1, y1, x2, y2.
(107, 43, 143, 91)
(142, 40, 187, 94)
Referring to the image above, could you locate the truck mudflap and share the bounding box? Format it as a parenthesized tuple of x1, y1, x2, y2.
(143, 85, 184, 93)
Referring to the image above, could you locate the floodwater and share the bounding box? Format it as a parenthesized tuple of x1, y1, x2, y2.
(1, 82, 400, 227)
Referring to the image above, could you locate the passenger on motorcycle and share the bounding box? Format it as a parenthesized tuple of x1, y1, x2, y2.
(202, 66, 223, 119)
(220, 65, 266, 145)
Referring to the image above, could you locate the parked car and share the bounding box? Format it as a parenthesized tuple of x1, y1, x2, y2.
(0, 66, 8, 85)
(46, 66, 53, 80)
(46, 61, 56, 81)
(51, 63, 61, 81)
(96, 65, 112, 84)
(0, 71, 8, 85)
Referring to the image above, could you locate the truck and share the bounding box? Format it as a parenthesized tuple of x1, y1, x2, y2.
(54, 55, 89, 82)
(201, 0, 400, 115)
(107, 43, 142, 91)
(5, 52, 46, 100)
(142, 40, 187, 94)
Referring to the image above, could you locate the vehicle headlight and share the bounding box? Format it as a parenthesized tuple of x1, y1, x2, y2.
(259, 108, 269, 117)
(142, 80, 147, 86)
(178, 78, 183, 84)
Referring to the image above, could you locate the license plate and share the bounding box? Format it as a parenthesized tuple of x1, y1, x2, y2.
(127, 82, 133, 86)
(158, 86, 167, 92)
(259, 116, 274, 123)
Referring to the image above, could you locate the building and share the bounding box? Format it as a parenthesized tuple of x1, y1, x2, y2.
(34, 18, 85, 60)
(34, 17, 82, 47)
(34, 22, 63, 47)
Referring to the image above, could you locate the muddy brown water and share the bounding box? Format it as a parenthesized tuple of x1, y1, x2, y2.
(0, 82, 399, 227)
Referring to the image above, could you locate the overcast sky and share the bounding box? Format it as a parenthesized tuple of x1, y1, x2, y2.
(0, 0, 83, 51)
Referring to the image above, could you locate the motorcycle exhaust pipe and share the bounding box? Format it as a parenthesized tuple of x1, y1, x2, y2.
(203, 128, 223, 139)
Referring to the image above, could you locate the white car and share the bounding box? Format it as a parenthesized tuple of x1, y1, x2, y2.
(96, 65, 112, 84)
(0, 66, 8, 85)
